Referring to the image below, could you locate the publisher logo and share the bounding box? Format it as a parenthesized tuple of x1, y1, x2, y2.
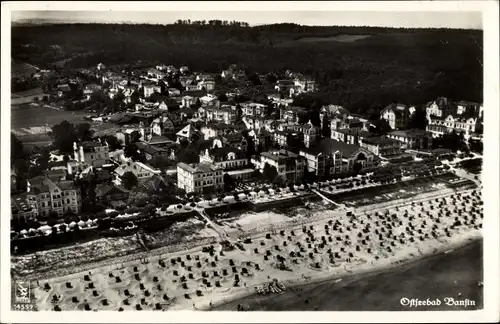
(15, 281, 31, 303)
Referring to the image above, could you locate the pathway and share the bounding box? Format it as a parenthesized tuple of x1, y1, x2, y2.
(196, 208, 230, 242)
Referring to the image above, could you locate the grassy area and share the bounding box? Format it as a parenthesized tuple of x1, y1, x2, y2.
(11, 104, 90, 129)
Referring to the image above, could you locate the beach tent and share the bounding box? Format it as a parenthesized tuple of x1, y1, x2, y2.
(268, 189, 275, 196)
(68, 221, 77, 228)
(38, 225, 52, 232)
(258, 191, 266, 197)
(249, 191, 257, 197)
(298, 185, 305, 190)
(77, 220, 85, 227)
(20, 229, 27, 235)
(238, 193, 247, 199)
(86, 220, 93, 227)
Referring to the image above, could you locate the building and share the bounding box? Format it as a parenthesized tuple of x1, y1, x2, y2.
(143, 84, 161, 98)
(331, 128, 375, 145)
(241, 102, 267, 117)
(380, 103, 411, 130)
(200, 123, 236, 140)
(197, 80, 216, 92)
(360, 136, 403, 158)
(205, 106, 237, 125)
(294, 78, 316, 93)
(25, 176, 82, 217)
(11, 194, 34, 220)
(300, 138, 377, 178)
(147, 68, 167, 80)
(150, 115, 175, 137)
(176, 124, 198, 143)
(387, 130, 433, 150)
(280, 106, 308, 123)
(426, 114, 477, 139)
(135, 142, 171, 160)
(273, 129, 302, 148)
(282, 122, 320, 148)
(425, 97, 456, 118)
(199, 147, 248, 170)
(177, 162, 224, 193)
(95, 184, 130, 205)
(181, 95, 195, 108)
(212, 133, 248, 152)
(256, 150, 306, 184)
(199, 94, 219, 107)
(114, 161, 161, 186)
(168, 88, 181, 97)
(275, 80, 295, 94)
(73, 140, 110, 168)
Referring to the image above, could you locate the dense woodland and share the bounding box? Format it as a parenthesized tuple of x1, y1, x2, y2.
(12, 22, 483, 113)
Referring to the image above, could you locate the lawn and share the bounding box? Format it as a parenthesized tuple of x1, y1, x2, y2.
(11, 104, 90, 129)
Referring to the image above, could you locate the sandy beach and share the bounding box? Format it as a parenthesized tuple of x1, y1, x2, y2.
(29, 185, 483, 311)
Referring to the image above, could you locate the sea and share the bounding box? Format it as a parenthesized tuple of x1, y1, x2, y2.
(214, 239, 483, 311)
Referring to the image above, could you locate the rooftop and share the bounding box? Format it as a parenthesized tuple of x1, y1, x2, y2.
(362, 136, 401, 146)
(302, 138, 362, 157)
(177, 161, 222, 173)
(261, 149, 299, 161)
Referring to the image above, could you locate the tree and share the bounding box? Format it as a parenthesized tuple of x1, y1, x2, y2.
(218, 93, 228, 102)
(130, 131, 141, 143)
(245, 137, 256, 159)
(177, 149, 199, 164)
(322, 115, 331, 138)
(51, 120, 79, 155)
(124, 144, 138, 159)
(407, 106, 427, 130)
(469, 139, 483, 154)
(223, 173, 235, 192)
(262, 163, 278, 183)
(35, 149, 51, 171)
(370, 119, 392, 135)
(122, 171, 138, 190)
(76, 123, 94, 141)
(102, 135, 123, 151)
(11, 133, 25, 162)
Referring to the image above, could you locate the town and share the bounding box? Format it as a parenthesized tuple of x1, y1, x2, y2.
(11, 59, 484, 311)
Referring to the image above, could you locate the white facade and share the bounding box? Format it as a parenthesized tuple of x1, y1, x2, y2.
(177, 162, 224, 193)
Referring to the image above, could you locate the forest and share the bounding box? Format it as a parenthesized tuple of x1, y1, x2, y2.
(12, 22, 483, 113)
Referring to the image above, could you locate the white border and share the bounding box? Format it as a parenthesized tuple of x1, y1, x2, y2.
(1, 1, 498, 323)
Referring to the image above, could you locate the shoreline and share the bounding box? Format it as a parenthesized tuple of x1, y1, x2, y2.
(21, 186, 483, 311)
(12, 180, 472, 282)
(209, 233, 483, 310)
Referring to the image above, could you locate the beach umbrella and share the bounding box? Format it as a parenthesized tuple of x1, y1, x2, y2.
(20, 229, 27, 235)
(78, 220, 85, 227)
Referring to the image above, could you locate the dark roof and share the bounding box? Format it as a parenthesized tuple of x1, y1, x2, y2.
(277, 80, 295, 86)
(95, 184, 130, 197)
(388, 129, 431, 139)
(362, 136, 401, 146)
(304, 138, 362, 156)
(208, 147, 244, 159)
(11, 194, 32, 213)
(335, 128, 374, 137)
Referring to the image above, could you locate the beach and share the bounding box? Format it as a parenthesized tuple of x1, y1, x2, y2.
(27, 186, 483, 311)
(214, 239, 483, 311)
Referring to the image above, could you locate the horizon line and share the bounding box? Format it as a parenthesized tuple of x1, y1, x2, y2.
(12, 19, 483, 31)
